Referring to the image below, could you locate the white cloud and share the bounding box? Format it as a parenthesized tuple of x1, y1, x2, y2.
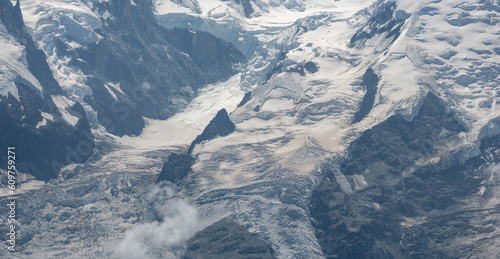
(113, 183, 200, 259)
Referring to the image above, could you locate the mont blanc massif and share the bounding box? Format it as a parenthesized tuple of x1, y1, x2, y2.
(1, 0, 500, 258)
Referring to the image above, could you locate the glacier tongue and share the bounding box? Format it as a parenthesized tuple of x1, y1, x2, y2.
(152, 0, 500, 257)
(3, 0, 500, 258)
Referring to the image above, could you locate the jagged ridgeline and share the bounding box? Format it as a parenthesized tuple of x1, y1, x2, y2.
(2, 0, 500, 257)
(70, 0, 243, 136)
(0, 0, 94, 181)
(158, 109, 235, 184)
(0, 0, 242, 180)
(310, 93, 499, 258)
(188, 109, 236, 154)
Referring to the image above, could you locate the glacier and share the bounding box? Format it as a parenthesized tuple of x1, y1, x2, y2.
(1, 0, 500, 258)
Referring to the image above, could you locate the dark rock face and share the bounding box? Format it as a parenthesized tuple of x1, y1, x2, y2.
(165, 28, 244, 80)
(159, 108, 236, 183)
(56, 0, 242, 136)
(0, 0, 94, 181)
(157, 153, 194, 184)
(0, 0, 62, 96)
(304, 61, 318, 73)
(232, 0, 254, 18)
(345, 93, 464, 176)
(287, 65, 306, 76)
(310, 94, 500, 258)
(188, 109, 236, 154)
(350, 2, 411, 48)
(353, 68, 379, 123)
(266, 64, 283, 81)
(274, 61, 318, 77)
(183, 218, 275, 259)
(0, 87, 94, 181)
(237, 91, 253, 108)
(241, 0, 254, 18)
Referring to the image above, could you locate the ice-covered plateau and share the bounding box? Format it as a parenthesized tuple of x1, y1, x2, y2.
(0, 0, 500, 258)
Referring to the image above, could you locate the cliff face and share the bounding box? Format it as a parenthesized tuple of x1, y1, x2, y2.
(188, 109, 236, 154)
(9, 0, 243, 137)
(157, 153, 194, 184)
(345, 93, 465, 177)
(0, 0, 242, 179)
(70, 0, 243, 136)
(0, 0, 94, 181)
(165, 28, 244, 80)
(157, 108, 236, 184)
(183, 218, 276, 259)
(310, 94, 489, 258)
(353, 68, 379, 123)
(3, 0, 500, 258)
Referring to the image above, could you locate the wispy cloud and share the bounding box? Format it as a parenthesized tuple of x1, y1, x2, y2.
(113, 182, 200, 259)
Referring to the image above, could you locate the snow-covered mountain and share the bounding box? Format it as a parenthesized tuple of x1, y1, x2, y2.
(18, 0, 243, 137)
(1, 0, 500, 258)
(0, 0, 94, 181)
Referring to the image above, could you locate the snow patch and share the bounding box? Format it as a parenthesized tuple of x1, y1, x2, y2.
(103, 83, 118, 100)
(41, 111, 55, 121)
(107, 82, 125, 95)
(0, 24, 43, 101)
(353, 174, 368, 190)
(51, 95, 79, 126)
(36, 118, 47, 129)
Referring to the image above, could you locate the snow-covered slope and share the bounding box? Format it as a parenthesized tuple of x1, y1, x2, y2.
(17, 0, 243, 136)
(1, 0, 500, 258)
(149, 1, 500, 257)
(0, 0, 95, 181)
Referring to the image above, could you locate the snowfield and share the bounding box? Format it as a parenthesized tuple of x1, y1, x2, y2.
(1, 0, 500, 258)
